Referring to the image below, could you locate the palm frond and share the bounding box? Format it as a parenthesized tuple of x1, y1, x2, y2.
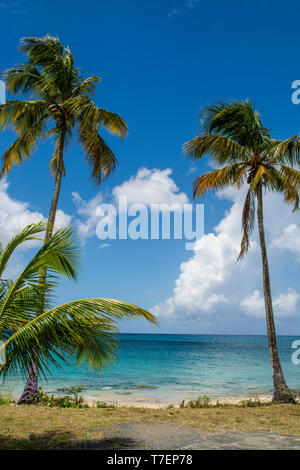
(1, 118, 48, 176)
(3, 64, 44, 96)
(0, 100, 48, 132)
(0, 227, 79, 322)
(1, 35, 127, 181)
(1, 297, 156, 378)
(78, 124, 117, 184)
(0, 224, 157, 382)
(184, 133, 250, 164)
(193, 164, 247, 198)
(201, 99, 271, 150)
(0, 222, 46, 278)
(66, 94, 128, 138)
(72, 76, 102, 97)
(261, 136, 300, 168)
(278, 166, 300, 210)
(237, 189, 256, 260)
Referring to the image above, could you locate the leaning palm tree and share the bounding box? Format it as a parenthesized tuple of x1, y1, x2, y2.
(184, 99, 300, 404)
(0, 35, 128, 401)
(0, 223, 156, 404)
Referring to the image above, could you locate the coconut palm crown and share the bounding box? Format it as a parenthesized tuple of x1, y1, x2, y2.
(184, 99, 300, 403)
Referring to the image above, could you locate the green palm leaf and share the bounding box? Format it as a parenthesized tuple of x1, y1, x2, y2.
(1, 34, 128, 181)
(0, 224, 157, 385)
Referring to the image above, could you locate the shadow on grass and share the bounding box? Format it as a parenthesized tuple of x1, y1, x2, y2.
(0, 431, 139, 450)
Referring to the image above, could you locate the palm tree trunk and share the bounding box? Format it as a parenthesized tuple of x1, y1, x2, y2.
(256, 186, 295, 404)
(18, 123, 66, 404)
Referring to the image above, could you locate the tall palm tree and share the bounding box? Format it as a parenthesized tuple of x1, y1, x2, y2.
(0, 35, 127, 241)
(184, 99, 300, 404)
(0, 223, 156, 403)
(0, 35, 128, 401)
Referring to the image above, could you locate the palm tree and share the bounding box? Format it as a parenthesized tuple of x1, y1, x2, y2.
(0, 35, 127, 241)
(0, 223, 156, 404)
(0, 35, 128, 401)
(184, 99, 300, 404)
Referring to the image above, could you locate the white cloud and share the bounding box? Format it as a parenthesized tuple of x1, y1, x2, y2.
(55, 209, 72, 229)
(0, 178, 71, 247)
(0, 178, 43, 246)
(152, 186, 300, 321)
(274, 289, 300, 317)
(112, 168, 189, 208)
(271, 223, 300, 258)
(99, 243, 111, 249)
(187, 164, 197, 175)
(152, 189, 243, 320)
(0, 179, 72, 280)
(240, 289, 264, 318)
(72, 168, 189, 242)
(71, 191, 103, 242)
(241, 288, 300, 318)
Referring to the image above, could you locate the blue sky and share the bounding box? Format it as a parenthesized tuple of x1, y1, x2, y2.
(0, 0, 300, 335)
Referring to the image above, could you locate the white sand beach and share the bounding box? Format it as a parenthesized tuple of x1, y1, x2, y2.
(83, 392, 274, 408)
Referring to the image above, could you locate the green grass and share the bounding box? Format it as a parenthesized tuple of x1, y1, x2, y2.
(0, 392, 13, 406)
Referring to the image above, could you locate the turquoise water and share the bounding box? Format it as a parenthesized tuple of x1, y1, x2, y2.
(2, 334, 300, 403)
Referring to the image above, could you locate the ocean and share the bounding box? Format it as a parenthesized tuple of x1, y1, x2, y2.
(2, 334, 300, 404)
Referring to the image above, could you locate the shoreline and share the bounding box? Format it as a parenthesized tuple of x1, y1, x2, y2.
(2, 387, 277, 408)
(82, 392, 275, 409)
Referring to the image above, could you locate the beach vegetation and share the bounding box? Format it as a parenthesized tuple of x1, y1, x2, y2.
(179, 395, 273, 409)
(36, 387, 88, 408)
(95, 401, 117, 409)
(0, 392, 13, 406)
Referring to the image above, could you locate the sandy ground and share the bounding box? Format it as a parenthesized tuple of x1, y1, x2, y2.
(84, 393, 274, 408)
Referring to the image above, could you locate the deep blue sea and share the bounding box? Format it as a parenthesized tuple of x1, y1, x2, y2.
(2, 334, 300, 403)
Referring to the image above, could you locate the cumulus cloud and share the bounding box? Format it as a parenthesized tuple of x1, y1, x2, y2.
(71, 191, 103, 242)
(0, 178, 71, 247)
(241, 288, 300, 318)
(271, 223, 300, 258)
(72, 168, 190, 243)
(55, 209, 72, 229)
(0, 179, 71, 279)
(0, 179, 44, 246)
(112, 168, 189, 208)
(152, 186, 300, 321)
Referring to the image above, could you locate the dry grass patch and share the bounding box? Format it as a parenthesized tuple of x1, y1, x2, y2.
(0, 404, 299, 449)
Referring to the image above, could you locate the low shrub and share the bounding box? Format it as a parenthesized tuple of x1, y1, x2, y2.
(37, 386, 88, 408)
